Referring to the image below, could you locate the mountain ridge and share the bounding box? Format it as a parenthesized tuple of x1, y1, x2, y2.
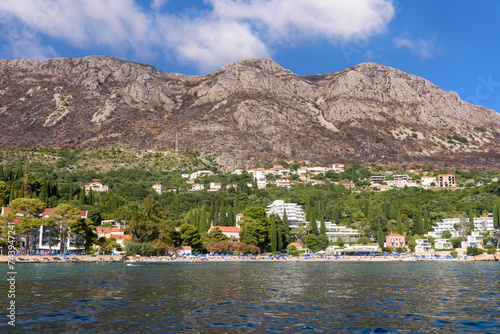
(0, 56, 499, 169)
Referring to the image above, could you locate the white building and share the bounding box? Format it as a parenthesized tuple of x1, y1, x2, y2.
(438, 174, 456, 187)
(152, 183, 162, 194)
(257, 180, 267, 189)
(421, 176, 436, 187)
(415, 239, 432, 253)
(189, 170, 213, 180)
(332, 163, 345, 173)
(247, 168, 266, 180)
(191, 183, 204, 191)
(84, 182, 108, 195)
(266, 200, 305, 229)
(435, 239, 453, 249)
(276, 179, 290, 188)
(181, 174, 190, 178)
(324, 222, 362, 243)
(461, 231, 483, 249)
(394, 179, 408, 188)
(474, 214, 495, 231)
(209, 182, 222, 192)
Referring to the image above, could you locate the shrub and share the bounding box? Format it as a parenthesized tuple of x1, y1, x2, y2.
(466, 246, 484, 256)
(487, 248, 497, 254)
(450, 251, 458, 258)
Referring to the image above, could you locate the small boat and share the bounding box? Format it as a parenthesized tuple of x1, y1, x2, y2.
(126, 263, 139, 266)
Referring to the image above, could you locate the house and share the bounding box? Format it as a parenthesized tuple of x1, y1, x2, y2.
(276, 179, 290, 188)
(415, 239, 432, 253)
(266, 200, 305, 229)
(392, 174, 411, 181)
(342, 183, 355, 189)
(461, 231, 483, 249)
(474, 214, 494, 230)
(370, 176, 386, 184)
(385, 234, 405, 248)
(332, 163, 345, 173)
(394, 179, 407, 188)
(189, 170, 213, 180)
(257, 180, 267, 189)
(247, 168, 266, 180)
(324, 222, 363, 243)
(311, 180, 325, 185)
(208, 225, 242, 241)
(246, 182, 253, 188)
(2, 207, 89, 254)
(232, 169, 244, 175)
(435, 239, 453, 249)
(192, 183, 204, 191)
(287, 242, 305, 251)
(235, 213, 244, 223)
(421, 176, 436, 187)
(438, 174, 456, 187)
(226, 184, 237, 190)
(152, 183, 162, 194)
(181, 174, 190, 178)
(84, 182, 108, 195)
(209, 182, 222, 192)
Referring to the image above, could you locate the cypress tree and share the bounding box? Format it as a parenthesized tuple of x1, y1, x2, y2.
(0, 166, 4, 181)
(228, 206, 235, 226)
(320, 214, 326, 235)
(493, 200, 500, 229)
(377, 224, 385, 249)
(270, 216, 277, 252)
(416, 212, 424, 236)
(396, 211, 403, 235)
(423, 209, 430, 232)
(69, 181, 74, 200)
(468, 208, 475, 231)
(282, 209, 289, 230)
(310, 207, 318, 235)
(79, 188, 86, 206)
(16, 164, 23, 180)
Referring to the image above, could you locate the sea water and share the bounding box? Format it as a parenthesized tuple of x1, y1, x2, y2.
(1, 261, 499, 333)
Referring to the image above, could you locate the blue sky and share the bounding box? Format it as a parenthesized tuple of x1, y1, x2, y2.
(1, 0, 499, 112)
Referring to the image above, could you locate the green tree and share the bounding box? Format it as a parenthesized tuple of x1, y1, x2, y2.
(449, 237, 463, 248)
(305, 234, 319, 252)
(270, 216, 277, 252)
(357, 236, 371, 245)
(396, 212, 403, 235)
(442, 230, 452, 239)
(377, 224, 385, 249)
(67, 217, 97, 254)
(408, 240, 417, 252)
(49, 203, 83, 254)
(309, 207, 317, 235)
(3, 198, 46, 254)
(179, 223, 202, 248)
(317, 234, 329, 250)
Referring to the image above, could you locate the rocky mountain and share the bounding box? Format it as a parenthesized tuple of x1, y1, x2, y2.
(0, 56, 499, 169)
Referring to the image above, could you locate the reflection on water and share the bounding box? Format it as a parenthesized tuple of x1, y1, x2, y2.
(1, 262, 499, 333)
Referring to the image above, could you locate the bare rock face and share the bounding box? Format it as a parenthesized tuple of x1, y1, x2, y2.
(0, 56, 499, 169)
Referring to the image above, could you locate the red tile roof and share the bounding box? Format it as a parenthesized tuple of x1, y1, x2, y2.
(213, 226, 242, 233)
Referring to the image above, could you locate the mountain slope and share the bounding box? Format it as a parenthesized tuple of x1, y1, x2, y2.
(0, 56, 499, 169)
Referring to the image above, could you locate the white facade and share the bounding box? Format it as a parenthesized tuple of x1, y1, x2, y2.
(394, 179, 408, 188)
(209, 182, 222, 192)
(247, 168, 266, 180)
(276, 179, 290, 188)
(421, 176, 436, 187)
(324, 222, 362, 243)
(266, 200, 305, 229)
(461, 231, 483, 249)
(474, 214, 495, 231)
(152, 184, 162, 194)
(415, 239, 432, 253)
(257, 180, 267, 189)
(189, 170, 213, 180)
(435, 239, 453, 249)
(332, 164, 345, 173)
(191, 183, 204, 191)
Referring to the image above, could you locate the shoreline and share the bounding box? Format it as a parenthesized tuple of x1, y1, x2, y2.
(2, 253, 497, 263)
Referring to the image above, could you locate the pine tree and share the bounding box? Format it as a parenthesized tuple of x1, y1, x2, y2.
(320, 214, 326, 235)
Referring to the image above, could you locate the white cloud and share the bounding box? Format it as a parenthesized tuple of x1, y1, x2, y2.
(0, 0, 395, 72)
(394, 35, 443, 61)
